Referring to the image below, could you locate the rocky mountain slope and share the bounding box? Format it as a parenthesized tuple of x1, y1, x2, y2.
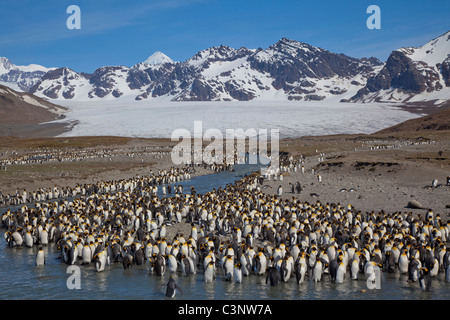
(0, 84, 66, 125)
(348, 30, 450, 104)
(376, 101, 450, 133)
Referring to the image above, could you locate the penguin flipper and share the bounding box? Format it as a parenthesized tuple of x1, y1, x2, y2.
(175, 284, 184, 295)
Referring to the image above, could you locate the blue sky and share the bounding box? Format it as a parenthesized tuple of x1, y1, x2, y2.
(0, 0, 448, 73)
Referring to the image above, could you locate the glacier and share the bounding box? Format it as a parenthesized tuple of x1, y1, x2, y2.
(51, 99, 423, 138)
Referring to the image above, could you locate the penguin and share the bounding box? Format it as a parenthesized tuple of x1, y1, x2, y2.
(419, 267, 432, 291)
(280, 257, 292, 283)
(110, 243, 122, 263)
(266, 267, 280, 286)
(240, 252, 252, 276)
(384, 250, 396, 273)
(134, 247, 145, 266)
(408, 258, 421, 282)
(181, 255, 194, 276)
(122, 253, 133, 269)
(204, 260, 216, 283)
(94, 250, 107, 272)
(350, 257, 359, 280)
(277, 185, 283, 197)
(329, 258, 339, 282)
(336, 260, 346, 284)
(295, 182, 302, 194)
(425, 257, 439, 277)
(144, 242, 153, 260)
(313, 258, 326, 282)
(36, 247, 45, 266)
(39, 229, 49, 246)
(254, 251, 267, 276)
(82, 244, 92, 264)
(69, 243, 78, 265)
(431, 179, 438, 188)
(154, 254, 166, 276)
(191, 223, 198, 241)
(294, 256, 307, 285)
(25, 231, 33, 248)
(165, 276, 183, 298)
(9, 230, 23, 247)
(398, 249, 409, 274)
(233, 262, 243, 283)
(160, 224, 167, 238)
(223, 255, 234, 281)
(167, 254, 178, 273)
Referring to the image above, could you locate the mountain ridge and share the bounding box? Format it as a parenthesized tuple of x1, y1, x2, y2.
(1, 31, 449, 104)
(347, 30, 450, 104)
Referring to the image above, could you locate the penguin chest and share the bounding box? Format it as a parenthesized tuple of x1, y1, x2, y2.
(204, 265, 216, 282)
(399, 256, 409, 273)
(313, 264, 322, 282)
(82, 247, 91, 262)
(233, 268, 242, 283)
(224, 260, 234, 277)
(336, 265, 345, 283)
(25, 233, 33, 247)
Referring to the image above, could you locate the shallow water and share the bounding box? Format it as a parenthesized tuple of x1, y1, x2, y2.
(1, 239, 449, 300)
(1, 163, 450, 300)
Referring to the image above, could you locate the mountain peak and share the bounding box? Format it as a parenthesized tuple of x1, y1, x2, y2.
(143, 51, 174, 66)
(0, 57, 14, 73)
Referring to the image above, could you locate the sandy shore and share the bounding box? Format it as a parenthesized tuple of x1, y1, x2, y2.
(265, 132, 450, 221)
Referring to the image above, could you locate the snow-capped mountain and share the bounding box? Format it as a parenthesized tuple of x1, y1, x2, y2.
(143, 51, 175, 66)
(28, 43, 383, 102)
(348, 30, 450, 103)
(0, 57, 54, 92)
(4, 31, 450, 103)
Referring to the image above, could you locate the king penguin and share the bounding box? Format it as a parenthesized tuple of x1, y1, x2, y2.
(408, 258, 421, 282)
(165, 276, 183, 298)
(204, 260, 216, 283)
(234, 262, 243, 283)
(336, 260, 346, 284)
(398, 249, 409, 274)
(223, 255, 234, 281)
(266, 266, 280, 286)
(350, 257, 359, 280)
(36, 247, 45, 266)
(277, 185, 283, 197)
(419, 267, 432, 291)
(313, 258, 326, 283)
(94, 250, 107, 272)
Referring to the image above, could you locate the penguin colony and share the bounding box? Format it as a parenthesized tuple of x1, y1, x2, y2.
(0, 145, 171, 167)
(2, 166, 449, 294)
(0, 149, 234, 207)
(0, 164, 194, 207)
